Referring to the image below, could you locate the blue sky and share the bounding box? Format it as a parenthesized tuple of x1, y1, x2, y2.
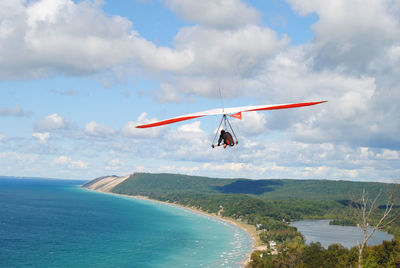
(1, 0, 400, 182)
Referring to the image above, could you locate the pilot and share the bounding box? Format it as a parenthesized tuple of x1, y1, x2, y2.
(217, 130, 235, 148)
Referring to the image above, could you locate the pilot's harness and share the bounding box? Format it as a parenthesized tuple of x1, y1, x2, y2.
(211, 114, 239, 148)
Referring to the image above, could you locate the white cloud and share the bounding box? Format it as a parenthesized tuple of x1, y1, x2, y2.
(376, 149, 399, 160)
(202, 162, 245, 173)
(0, 105, 30, 117)
(163, 0, 261, 29)
(0, 133, 5, 146)
(34, 113, 69, 131)
(105, 158, 121, 171)
(288, 0, 400, 71)
(53, 155, 88, 169)
(151, 23, 289, 100)
(161, 121, 213, 160)
(53, 156, 70, 164)
(0, 0, 193, 79)
(233, 112, 268, 136)
(262, 1, 400, 151)
(174, 25, 289, 76)
(176, 121, 204, 134)
(84, 121, 115, 137)
(331, 169, 359, 180)
(109, 158, 120, 166)
(200, 162, 275, 178)
(69, 160, 88, 169)
(1, 0, 290, 93)
(32, 132, 50, 143)
(0, 151, 38, 163)
(158, 165, 200, 174)
(244, 46, 400, 150)
(155, 83, 182, 103)
(120, 112, 165, 139)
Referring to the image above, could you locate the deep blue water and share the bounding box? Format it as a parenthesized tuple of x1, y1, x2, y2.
(0, 177, 252, 268)
(291, 219, 394, 249)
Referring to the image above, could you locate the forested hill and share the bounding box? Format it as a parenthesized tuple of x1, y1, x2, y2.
(110, 172, 391, 202)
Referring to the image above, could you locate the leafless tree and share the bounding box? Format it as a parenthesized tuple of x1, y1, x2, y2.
(350, 185, 399, 268)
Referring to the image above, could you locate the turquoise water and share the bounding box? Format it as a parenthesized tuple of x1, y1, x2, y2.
(0, 177, 252, 268)
(291, 219, 394, 249)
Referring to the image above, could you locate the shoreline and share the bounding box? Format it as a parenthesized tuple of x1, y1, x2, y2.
(124, 194, 259, 267)
(84, 188, 259, 267)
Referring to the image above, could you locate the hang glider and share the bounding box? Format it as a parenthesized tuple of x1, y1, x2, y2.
(135, 101, 327, 129)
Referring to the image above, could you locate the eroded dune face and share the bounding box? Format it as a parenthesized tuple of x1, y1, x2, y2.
(82, 175, 129, 192)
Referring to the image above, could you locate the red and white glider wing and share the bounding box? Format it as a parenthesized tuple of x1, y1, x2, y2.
(135, 101, 327, 128)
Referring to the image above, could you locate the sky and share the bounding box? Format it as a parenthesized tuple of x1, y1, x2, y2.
(1, 0, 399, 182)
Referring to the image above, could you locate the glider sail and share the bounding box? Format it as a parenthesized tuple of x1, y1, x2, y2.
(135, 101, 327, 128)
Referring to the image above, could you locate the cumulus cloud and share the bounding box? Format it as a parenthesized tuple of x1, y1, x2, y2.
(0, 133, 5, 145)
(238, 43, 400, 150)
(0, 0, 291, 96)
(174, 25, 289, 76)
(0, 0, 193, 79)
(0, 105, 31, 117)
(0, 151, 39, 164)
(256, 1, 400, 152)
(287, 0, 400, 72)
(152, 23, 289, 99)
(155, 83, 182, 103)
(163, 0, 261, 29)
(233, 112, 268, 136)
(84, 121, 115, 137)
(158, 165, 200, 175)
(120, 112, 165, 139)
(52, 156, 69, 164)
(105, 158, 121, 171)
(167, 121, 208, 146)
(32, 132, 50, 143)
(376, 149, 399, 160)
(34, 113, 69, 132)
(167, 121, 207, 142)
(53, 155, 88, 169)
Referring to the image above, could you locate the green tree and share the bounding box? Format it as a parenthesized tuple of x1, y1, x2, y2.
(300, 242, 325, 267)
(248, 251, 264, 268)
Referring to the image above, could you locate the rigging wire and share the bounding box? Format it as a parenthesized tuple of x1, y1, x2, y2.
(224, 115, 239, 145)
(211, 88, 239, 147)
(211, 115, 239, 147)
(219, 88, 225, 115)
(211, 115, 225, 148)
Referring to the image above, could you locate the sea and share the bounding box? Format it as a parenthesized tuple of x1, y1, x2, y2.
(0, 177, 252, 268)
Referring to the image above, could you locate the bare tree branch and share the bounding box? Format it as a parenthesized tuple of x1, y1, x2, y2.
(350, 184, 399, 268)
